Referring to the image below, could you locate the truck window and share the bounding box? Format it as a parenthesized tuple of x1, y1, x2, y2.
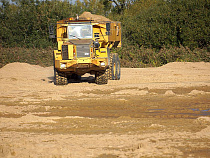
(68, 24, 92, 39)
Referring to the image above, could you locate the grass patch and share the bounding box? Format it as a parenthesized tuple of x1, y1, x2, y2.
(115, 45, 210, 68)
(0, 45, 53, 68)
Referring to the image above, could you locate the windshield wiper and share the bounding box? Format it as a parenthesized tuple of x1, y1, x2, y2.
(69, 35, 81, 40)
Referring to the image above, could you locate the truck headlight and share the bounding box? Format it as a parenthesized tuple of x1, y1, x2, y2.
(100, 62, 105, 66)
(60, 63, 66, 69)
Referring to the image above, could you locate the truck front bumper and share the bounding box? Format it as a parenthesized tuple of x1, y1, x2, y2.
(55, 58, 108, 74)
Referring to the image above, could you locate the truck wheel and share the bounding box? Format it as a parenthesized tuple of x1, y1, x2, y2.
(109, 53, 117, 80)
(109, 53, 120, 80)
(108, 54, 112, 80)
(115, 54, 121, 80)
(53, 52, 56, 79)
(95, 69, 108, 85)
(54, 69, 68, 85)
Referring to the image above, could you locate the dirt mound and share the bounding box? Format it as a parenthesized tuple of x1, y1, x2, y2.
(0, 62, 209, 85)
(160, 62, 209, 70)
(79, 12, 112, 22)
(0, 62, 52, 79)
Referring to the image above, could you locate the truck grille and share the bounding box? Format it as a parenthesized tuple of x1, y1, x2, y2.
(76, 44, 90, 58)
(62, 45, 68, 60)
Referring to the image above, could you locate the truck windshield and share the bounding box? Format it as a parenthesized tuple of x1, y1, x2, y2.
(68, 24, 93, 39)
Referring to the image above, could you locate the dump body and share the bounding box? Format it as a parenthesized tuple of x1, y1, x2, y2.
(53, 13, 121, 85)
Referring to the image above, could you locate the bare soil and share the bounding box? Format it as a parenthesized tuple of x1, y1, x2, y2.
(0, 62, 210, 158)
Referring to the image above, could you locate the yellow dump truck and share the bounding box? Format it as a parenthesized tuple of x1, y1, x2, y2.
(53, 12, 121, 85)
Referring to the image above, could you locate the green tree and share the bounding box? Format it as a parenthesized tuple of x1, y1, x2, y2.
(121, 0, 209, 49)
(0, 0, 75, 48)
(170, 0, 209, 49)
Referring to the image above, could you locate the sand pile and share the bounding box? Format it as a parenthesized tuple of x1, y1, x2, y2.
(0, 62, 52, 79)
(159, 62, 209, 70)
(0, 62, 209, 91)
(79, 12, 112, 22)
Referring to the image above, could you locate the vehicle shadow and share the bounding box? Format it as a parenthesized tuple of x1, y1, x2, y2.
(47, 76, 54, 83)
(47, 76, 95, 84)
(69, 76, 95, 84)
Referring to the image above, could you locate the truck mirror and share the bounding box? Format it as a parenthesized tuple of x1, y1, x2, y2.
(106, 23, 110, 31)
(49, 25, 56, 38)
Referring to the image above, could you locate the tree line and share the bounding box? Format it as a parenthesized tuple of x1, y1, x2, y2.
(0, 0, 209, 50)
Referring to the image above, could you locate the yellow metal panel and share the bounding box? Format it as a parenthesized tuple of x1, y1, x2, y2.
(77, 58, 91, 63)
(93, 25, 108, 42)
(54, 50, 58, 54)
(55, 60, 60, 68)
(58, 41, 63, 50)
(54, 50, 62, 60)
(116, 22, 121, 43)
(108, 22, 121, 42)
(95, 49, 100, 57)
(98, 48, 107, 58)
(67, 61, 77, 67)
(68, 45, 73, 59)
(57, 25, 68, 41)
(92, 58, 108, 67)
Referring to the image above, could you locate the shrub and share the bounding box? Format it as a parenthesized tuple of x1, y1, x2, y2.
(115, 45, 210, 68)
(0, 45, 53, 68)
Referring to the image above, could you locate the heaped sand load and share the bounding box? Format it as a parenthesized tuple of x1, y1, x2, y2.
(79, 11, 112, 21)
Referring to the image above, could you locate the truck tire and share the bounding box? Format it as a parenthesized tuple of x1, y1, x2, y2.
(109, 53, 116, 80)
(108, 54, 113, 80)
(115, 54, 121, 80)
(53, 52, 68, 85)
(109, 53, 120, 80)
(95, 69, 108, 85)
(53, 52, 56, 79)
(54, 69, 68, 85)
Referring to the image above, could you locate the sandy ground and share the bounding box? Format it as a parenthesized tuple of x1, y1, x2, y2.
(0, 62, 210, 158)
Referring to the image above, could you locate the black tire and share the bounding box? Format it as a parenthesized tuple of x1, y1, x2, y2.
(95, 69, 108, 85)
(115, 54, 121, 80)
(108, 54, 113, 80)
(109, 53, 117, 80)
(109, 53, 120, 80)
(53, 52, 56, 79)
(54, 69, 68, 85)
(53, 52, 68, 85)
